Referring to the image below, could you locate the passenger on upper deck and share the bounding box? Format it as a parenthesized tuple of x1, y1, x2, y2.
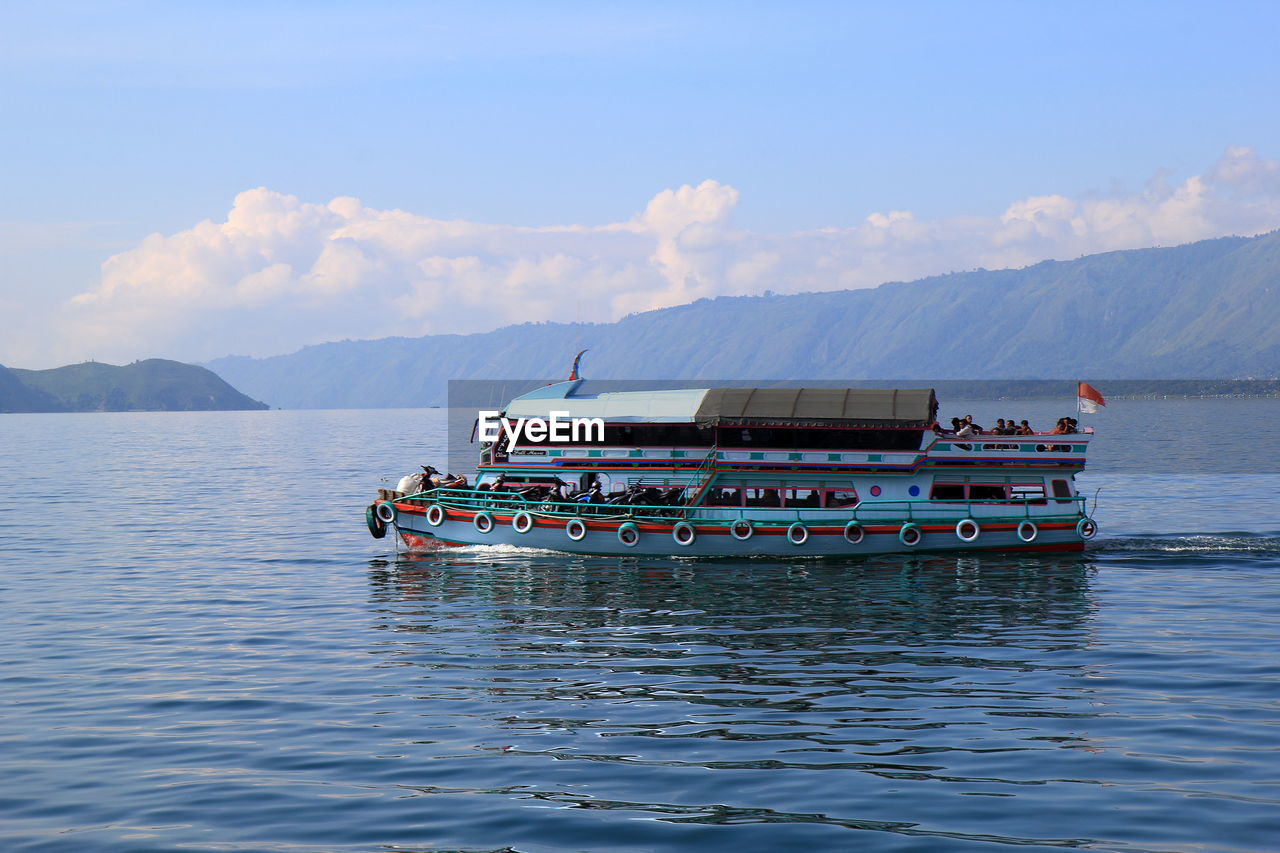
(1050, 417, 1078, 435)
(1015, 420, 1034, 435)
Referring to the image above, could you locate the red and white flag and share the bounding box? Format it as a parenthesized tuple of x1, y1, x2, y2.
(1077, 382, 1106, 414)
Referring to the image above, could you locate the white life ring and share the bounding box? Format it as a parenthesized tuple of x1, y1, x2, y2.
(673, 522, 696, 546)
(843, 521, 865, 544)
(375, 501, 397, 524)
(1077, 517, 1098, 540)
(899, 523, 922, 547)
(955, 518, 980, 542)
(617, 522, 640, 547)
(565, 518, 587, 541)
(426, 504, 445, 526)
(512, 511, 533, 534)
(473, 511, 494, 534)
(787, 522, 808, 545)
(730, 519, 753, 541)
(1017, 520, 1038, 542)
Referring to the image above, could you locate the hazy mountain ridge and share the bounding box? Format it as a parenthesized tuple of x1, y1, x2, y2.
(0, 364, 66, 412)
(2, 359, 268, 413)
(206, 231, 1280, 409)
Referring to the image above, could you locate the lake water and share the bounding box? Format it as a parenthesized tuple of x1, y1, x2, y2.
(2, 400, 1279, 852)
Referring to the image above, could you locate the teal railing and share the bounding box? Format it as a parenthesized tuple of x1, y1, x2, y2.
(398, 487, 1088, 530)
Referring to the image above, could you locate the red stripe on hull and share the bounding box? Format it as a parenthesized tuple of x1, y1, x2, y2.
(433, 507, 1079, 539)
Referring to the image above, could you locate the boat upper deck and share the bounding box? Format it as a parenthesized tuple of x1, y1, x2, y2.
(484, 381, 1090, 476)
(492, 432, 1089, 475)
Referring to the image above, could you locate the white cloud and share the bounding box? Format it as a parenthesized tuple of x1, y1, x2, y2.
(45, 146, 1280, 364)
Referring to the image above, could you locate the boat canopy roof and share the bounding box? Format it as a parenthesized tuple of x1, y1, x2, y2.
(694, 387, 937, 427)
(504, 382, 937, 428)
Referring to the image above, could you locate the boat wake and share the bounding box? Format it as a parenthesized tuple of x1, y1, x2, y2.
(1094, 532, 1280, 556)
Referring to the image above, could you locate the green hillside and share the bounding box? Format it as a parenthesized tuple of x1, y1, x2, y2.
(5, 359, 268, 413)
(206, 231, 1280, 409)
(0, 364, 65, 412)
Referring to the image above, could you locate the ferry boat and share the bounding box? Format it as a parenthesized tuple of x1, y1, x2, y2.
(365, 376, 1098, 557)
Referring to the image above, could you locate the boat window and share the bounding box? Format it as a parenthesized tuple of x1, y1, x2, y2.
(716, 425, 924, 452)
(785, 489, 821, 508)
(968, 485, 1008, 501)
(706, 488, 742, 507)
(930, 484, 966, 501)
(1051, 479, 1073, 503)
(826, 489, 859, 508)
(744, 488, 782, 507)
(1010, 484, 1047, 505)
(526, 421, 927, 451)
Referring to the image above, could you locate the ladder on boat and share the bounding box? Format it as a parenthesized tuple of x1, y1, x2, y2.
(682, 446, 720, 509)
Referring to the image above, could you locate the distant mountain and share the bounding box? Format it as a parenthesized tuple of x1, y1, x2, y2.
(207, 231, 1280, 409)
(3, 359, 268, 413)
(0, 364, 65, 412)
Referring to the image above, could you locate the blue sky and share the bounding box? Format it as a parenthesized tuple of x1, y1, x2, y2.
(3, 1, 1280, 366)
